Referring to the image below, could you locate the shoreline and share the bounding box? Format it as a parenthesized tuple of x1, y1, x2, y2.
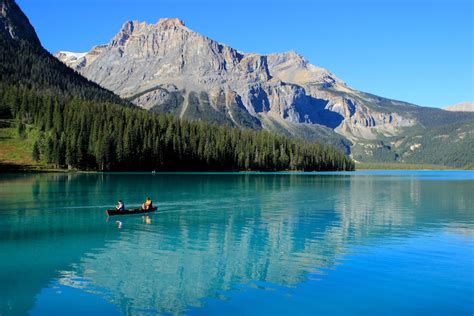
(1, 161, 470, 174)
(0, 166, 469, 174)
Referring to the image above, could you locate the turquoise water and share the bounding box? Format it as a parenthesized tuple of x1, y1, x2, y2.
(0, 171, 473, 315)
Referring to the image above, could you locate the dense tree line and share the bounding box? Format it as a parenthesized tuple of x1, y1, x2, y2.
(0, 20, 354, 171)
(0, 86, 354, 171)
(401, 120, 474, 168)
(351, 119, 474, 168)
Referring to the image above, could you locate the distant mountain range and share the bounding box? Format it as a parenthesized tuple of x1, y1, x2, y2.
(54, 19, 474, 166)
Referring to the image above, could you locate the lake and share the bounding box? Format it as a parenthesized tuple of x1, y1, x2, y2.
(0, 171, 473, 315)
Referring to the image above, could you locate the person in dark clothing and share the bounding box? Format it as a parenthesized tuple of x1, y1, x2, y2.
(116, 200, 125, 211)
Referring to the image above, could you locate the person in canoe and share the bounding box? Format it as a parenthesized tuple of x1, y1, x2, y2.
(142, 197, 153, 210)
(116, 200, 125, 212)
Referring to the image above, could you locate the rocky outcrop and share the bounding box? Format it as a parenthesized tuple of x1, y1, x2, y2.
(55, 18, 427, 146)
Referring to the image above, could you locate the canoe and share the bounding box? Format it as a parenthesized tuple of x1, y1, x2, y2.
(106, 207, 157, 216)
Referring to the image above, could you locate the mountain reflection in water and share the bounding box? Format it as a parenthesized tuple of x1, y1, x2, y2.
(0, 172, 472, 315)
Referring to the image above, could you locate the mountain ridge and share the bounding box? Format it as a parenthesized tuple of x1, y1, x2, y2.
(55, 19, 420, 143)
(54, 18, 474, 166)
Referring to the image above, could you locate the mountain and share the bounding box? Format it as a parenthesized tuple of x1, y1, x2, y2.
(0, 0, 127, 105)
(444, 102, 474, 112)
(0, 0, 39, 44)
(56, 19, 414, 142)
(0, 0, 353, 172)
(55, 19, 474, 166)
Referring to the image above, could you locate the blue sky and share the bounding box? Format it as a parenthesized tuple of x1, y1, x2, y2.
(17, 0, 473, 108)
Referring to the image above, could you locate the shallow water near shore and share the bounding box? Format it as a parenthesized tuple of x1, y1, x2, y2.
(0, 171, 473, 315)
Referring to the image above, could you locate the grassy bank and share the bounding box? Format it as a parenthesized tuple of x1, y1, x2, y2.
(0, 119, 61, 172)
(463, 163, 474, 170)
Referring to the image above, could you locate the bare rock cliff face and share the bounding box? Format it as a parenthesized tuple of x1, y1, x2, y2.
(55, 18, 419, 143)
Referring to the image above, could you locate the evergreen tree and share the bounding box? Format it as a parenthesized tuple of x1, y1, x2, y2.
(31, 140, 40, 161)
(17, 121, 26, 139)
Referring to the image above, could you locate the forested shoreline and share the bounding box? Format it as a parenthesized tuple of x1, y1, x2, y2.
(0, 20, 354, 172)
(0, 86, 354, 171)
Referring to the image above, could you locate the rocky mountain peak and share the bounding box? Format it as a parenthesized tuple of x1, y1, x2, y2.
(279, 51, 308, 65)
(156, 17, 185, 29)
(110, 18, 192, 48)
(119, 20, 136, 34)
(117, 18, 186, 36)
(55, 17, 428, 145)
(112, 20, 140, 46)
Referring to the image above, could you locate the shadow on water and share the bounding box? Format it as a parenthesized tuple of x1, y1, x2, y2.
(0, 172, 472, 315)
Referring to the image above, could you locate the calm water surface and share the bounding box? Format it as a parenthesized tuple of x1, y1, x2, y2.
(0, 171, 473, 315)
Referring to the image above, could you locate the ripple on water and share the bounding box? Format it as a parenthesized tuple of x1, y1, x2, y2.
(0, 171, 473, 315)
